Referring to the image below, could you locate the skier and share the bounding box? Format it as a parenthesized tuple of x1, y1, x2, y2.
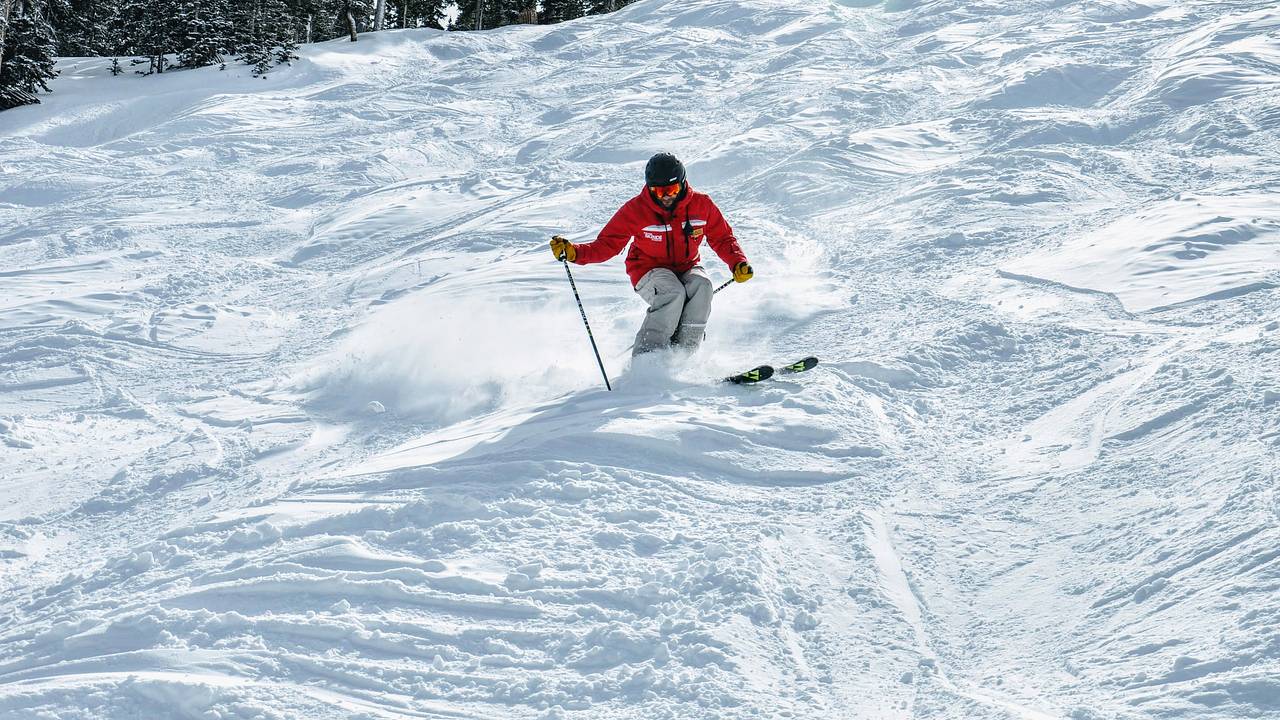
(550, 152, 753, 356)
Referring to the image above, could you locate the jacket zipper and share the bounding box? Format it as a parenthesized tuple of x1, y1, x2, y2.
(661, 210, 673, 261)
(683, 210, 691, 260)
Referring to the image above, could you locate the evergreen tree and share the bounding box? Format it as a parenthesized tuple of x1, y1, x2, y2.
(454, 0, 520, 31)
(94, 0, 130, 57)
(0, 0, 59, 110)
(273, 22, 297, 63)
(452, 0, 478, 30)
(284, 0, 327, 43)
(233, 0, 296, 74)
(117, 0, 183, 73)
(540, 0, 582, 24)
(290, 0, 369, 41)
(46, 0, 118, 55)
(584, 0, 633, 16)
(268, 0, 298, 62)
(388, 0, 442, 30)
(499, 1, 525, 27)
(177, 0, 231, 68)
(235, 0, 267, 71)
(0, 0, 11, 80)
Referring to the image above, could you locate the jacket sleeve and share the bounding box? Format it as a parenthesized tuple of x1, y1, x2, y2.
(573, 202, 633, 265)
(703, 198, 748, 269)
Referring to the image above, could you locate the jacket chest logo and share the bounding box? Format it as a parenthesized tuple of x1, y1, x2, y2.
(642, 224, 671, 242)
(640, 219, 707, 243)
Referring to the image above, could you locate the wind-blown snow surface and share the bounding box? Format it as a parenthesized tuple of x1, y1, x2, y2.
(2, 0, 1279, 717)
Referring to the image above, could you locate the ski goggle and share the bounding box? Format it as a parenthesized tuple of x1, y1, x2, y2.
(649, 182, 682, 199)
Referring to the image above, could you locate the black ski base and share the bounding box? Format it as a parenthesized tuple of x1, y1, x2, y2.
(725, 356, 819, 384)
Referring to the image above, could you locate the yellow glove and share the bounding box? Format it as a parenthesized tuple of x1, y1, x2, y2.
(550, 235, 576, 262)
(733, 261, 753, 283)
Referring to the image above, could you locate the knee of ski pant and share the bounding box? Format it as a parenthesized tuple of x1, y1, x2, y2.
(684, 273, 712, 299)
(637, 269, 681, 299)
(642, 280, 685, 309)
(651, 286, 684, 307)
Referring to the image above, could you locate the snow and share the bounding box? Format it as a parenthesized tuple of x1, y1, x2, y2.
(2, 0, 1279, 718)
(1005, 191, 1280, 313)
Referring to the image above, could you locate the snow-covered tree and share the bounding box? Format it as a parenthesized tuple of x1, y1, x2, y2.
(46, 0, 130, 56)
(271, 0, 347, 45)
(385, 0, 441, 29)
(454, 0, 521, 31)
(0, 0, 59, 109)
(234, 0, 296, 73)
(47, 0, 101, 55)
(177, 0, 232, 68)
(540, 0, 582, 24)
(584, 0, 632, 15)
(296, 0, 369, 41)
(282, 0, 318, 43)
(117, 0, 183, 73)
(0, 0, 11, 80)
(273, 15, 297, 63)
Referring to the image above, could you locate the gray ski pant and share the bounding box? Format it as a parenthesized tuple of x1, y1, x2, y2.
(633, 266, 712, 356)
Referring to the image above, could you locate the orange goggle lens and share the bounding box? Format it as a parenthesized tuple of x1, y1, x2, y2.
(650, 182, 682, 199)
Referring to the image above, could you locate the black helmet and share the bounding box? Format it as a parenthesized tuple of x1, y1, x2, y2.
(645, 153, 686, 187)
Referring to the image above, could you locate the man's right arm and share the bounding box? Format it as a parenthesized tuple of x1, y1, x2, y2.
(571, 202, 634, 265)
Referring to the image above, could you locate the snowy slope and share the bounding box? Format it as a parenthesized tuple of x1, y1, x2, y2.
(2, 0, 1279, 718)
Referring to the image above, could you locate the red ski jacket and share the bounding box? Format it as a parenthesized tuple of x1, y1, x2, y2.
(571, 185, 748, 287)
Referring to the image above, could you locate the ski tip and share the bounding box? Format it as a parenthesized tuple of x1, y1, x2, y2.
(725, 365, 774, 384)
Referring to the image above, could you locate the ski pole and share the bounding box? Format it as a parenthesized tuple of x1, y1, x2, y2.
(561, 255, 612, 391)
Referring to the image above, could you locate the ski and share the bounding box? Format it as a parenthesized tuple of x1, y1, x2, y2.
(725, 357, 819, 384)
(725, 364, 774, 384)
(779, 356, 819, 374)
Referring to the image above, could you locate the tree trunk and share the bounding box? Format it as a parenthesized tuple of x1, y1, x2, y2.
(306, 13, 313, 43)
(374, 0, 385, 30)
(345, 5, 357, 41)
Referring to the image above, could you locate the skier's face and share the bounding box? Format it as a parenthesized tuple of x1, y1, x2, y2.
(650, 182, 682, 209)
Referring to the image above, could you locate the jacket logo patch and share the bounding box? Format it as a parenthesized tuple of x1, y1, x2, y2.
(643, 231, 664, 242)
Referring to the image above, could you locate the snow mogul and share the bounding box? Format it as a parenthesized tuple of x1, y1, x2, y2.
(549, 152, 753, 357)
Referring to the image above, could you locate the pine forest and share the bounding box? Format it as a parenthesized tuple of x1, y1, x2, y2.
(0, 0, 637, 110)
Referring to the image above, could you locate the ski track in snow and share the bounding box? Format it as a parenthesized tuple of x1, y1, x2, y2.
(2, 0, 1279, 717)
